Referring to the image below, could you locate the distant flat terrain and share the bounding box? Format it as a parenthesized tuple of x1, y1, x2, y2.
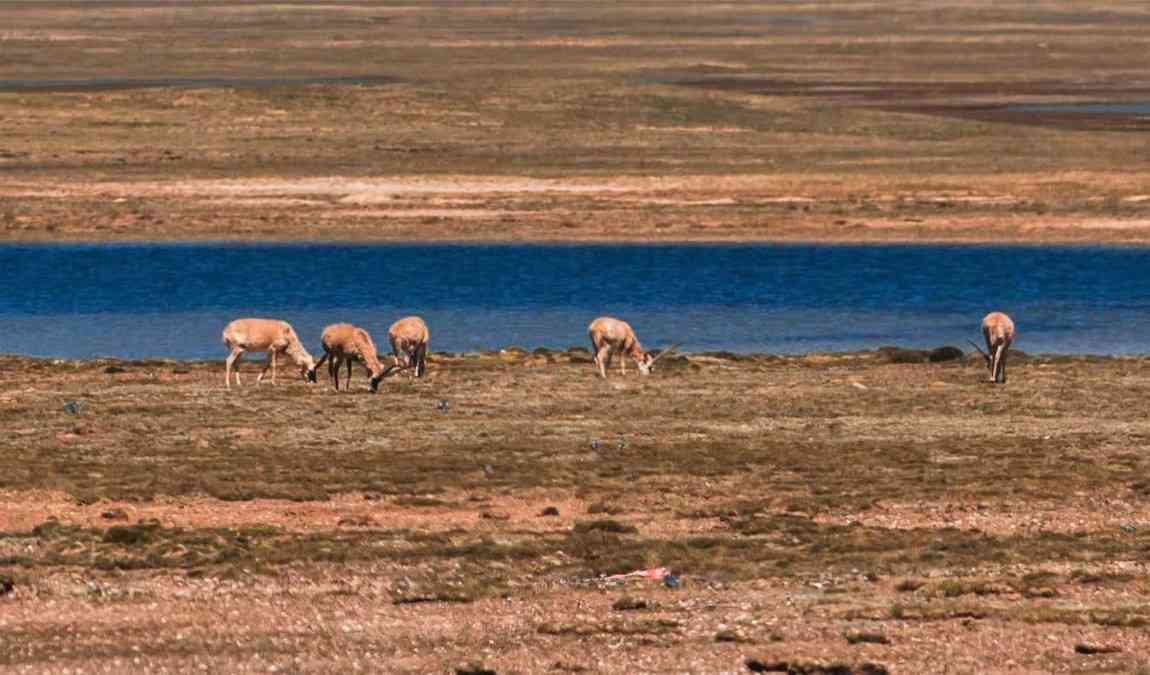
(3, 350, 1150, 672)
(2, 0, 1150, 241)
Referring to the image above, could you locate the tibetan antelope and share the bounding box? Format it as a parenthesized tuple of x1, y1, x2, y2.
(587, 316, 680, 379)
(314, 323, 397, 392)
(221, 318, 318, 389)
(388, 316, 430, 378)
(967, 311, 1015, 384)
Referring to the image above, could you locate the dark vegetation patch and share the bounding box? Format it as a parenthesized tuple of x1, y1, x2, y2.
(538, 619, 680, 637)
(877, 346, 929, 364)
(928, 346, 965, 363)
(715, 629, 753, 643)
(394, 496, 454, 508)
(746, 659, 890, 675)
(587, 502, 624, 516)
(573, 519, 638, 535)
(612, 596, 651, 611)
(844, 631, 889, 645)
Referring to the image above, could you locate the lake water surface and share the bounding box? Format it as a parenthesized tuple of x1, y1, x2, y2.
(2, 242, 1148, 359)
(1008, 101, 1150, 115)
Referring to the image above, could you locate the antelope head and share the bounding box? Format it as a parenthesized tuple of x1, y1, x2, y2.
(301, 356, 319, 383)
(370, 363, 414, 392)
(641, 342, 683, 375)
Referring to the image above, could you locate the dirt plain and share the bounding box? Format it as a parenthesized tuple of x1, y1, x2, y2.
(3, 0, 1150, 242)
(4, 348, 1150, 673)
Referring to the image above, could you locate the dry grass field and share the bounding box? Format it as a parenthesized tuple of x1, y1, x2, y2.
(4, 348, 1150, 672)
(2, 0, 1150, 241)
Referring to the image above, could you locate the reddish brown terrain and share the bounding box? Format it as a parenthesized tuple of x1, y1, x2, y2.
(3, 349, 1150, 672)
(2, 1, 1150, 242)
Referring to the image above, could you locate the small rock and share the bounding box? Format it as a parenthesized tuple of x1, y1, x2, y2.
(1075, 643, 1121, 655)
(103, 365, 127, 374)
(479, 511, 510, 521)
(436, 399, 449, 412)
(455, 664, 496, 675)
(0, 576, 14, 595)
(62, 400, 83, 415)
(845, 631, 890, 645)
(482, 464, 494, 478)
(612, 596, 648, 611)
(100, 509, 129, 521)
(540, 506, 560, 517)
(715, 629, 752, 643)
(747, 660, 889, 674)
(663, 573, 681, 589)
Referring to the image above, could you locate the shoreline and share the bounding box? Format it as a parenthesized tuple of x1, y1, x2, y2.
(2, 348, 1136, 366)
(6, 234, 1150, 246)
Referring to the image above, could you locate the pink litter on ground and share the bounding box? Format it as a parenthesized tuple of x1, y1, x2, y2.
(604, 567, 669, 580)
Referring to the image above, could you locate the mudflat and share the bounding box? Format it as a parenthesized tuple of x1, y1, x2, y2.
(3, 348, 1150, 672)
(3, 1, 1150, 242)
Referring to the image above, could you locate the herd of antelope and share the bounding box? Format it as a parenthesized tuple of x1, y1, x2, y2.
(221, 311, 1016, 390)
(222, 316, 430, 391)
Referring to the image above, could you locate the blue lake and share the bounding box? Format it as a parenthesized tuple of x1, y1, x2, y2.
(1, 242, 1148, 359)
(1008, 101, 1150, 115)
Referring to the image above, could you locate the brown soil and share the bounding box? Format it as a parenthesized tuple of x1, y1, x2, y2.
(4, 349, 1150, 672)
(4, 1, 1150, 242)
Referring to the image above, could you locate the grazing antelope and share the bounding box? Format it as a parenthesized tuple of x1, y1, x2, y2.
(967, 311, 1016, 384)
(314, 323, 396, 392)
(388, 316, 430, 378)
(587, 316, 680, 379)
(221, 318, 318, 389)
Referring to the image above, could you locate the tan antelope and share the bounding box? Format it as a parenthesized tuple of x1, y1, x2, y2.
(967, 311, 1016, 384)
(388, 316, 430, 378)
(221, 318, 318, 389)
(587, 316, 680, 379)
(314, 323, 401, 392)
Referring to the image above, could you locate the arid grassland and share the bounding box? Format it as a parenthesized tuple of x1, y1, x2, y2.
(3, 349, 1150, 672)
(3, 0, 1150, 241)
